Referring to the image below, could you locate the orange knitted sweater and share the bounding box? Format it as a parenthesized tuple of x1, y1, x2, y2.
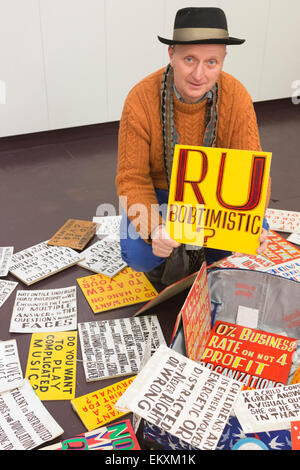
(116, 67, 263, 241)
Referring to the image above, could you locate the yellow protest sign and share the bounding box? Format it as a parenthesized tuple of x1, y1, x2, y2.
(77, 267, 157, 314)
(166, 145, 272, 254)
(26, 331, 77, 400)
(71, 377, 135, 431)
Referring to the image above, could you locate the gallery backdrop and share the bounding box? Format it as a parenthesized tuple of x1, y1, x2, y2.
(0, 0, 299, 137)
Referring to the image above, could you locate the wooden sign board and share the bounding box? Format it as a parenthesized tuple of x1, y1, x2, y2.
(166, 145, 271, 255)
(48, 219, 97, 250)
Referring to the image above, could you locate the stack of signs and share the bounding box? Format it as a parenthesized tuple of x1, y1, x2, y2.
(115, 345, 242, 450)
(0, 247, 14, 276)
(78, 237, 127, 278)
(9, 241, 82, 285)
(170, 262, 211, 361)
(77, 267, 157, 314)
(40, 419, 140, 450)
(47, 219, 98, 250)
(199, 321, 297, 390)
(234, 383, 300, 433)
(9, 287, 77, 333)
(93, 216, 122, 239)
(166, 144, 271, 255)
(0, 280, 18, 308)
(0, 340, 23, 393)
(25, 331, 77, 400)
(71, 377, 135, 431)
(0, 379, 63, 450)
(78, 316, 165, 382)
(265, 208, 300, 234)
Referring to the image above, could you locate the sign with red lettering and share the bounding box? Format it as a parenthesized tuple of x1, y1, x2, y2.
(263, 231, 300, 265)
(199, 321, 297, 389)
(166, 145, 271, 254)
(171, 262, 211, 361)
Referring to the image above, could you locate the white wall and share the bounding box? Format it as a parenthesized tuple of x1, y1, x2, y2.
(0, 0, 299, 137)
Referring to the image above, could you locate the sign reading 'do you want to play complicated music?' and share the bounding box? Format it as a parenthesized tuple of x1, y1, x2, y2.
(25, 331, 77, 400)
(166, 145, 271, 255)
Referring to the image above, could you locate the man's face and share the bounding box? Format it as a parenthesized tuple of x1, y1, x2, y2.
(168, 44, 226, 103)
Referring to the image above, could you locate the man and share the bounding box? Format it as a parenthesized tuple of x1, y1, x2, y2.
(116, 7, 270, 284)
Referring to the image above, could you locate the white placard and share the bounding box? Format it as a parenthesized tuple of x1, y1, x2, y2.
(0, 247, 14, 277)
(115, 345, 242, 450)
(234, 383, 300, 434)
(236, 305, 259, 329)
(9, 286, 77, 333)
(78, 237, 127, 277)
(0, 280, 18, 308)
(93, 215, 121, 239)
(0, 379, 63, 450)
(0, 340, 23, 393)
(78, 315, 165, 382)
(9, 241, 83, 285)
(287, 233, 300, 246)
(266, 208, 300, 233)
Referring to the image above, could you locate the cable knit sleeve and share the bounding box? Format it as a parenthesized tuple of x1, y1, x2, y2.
(116, 85, 164, 241)
(217, 72, 262, 152)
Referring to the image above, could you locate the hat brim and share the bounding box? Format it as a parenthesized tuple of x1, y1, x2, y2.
(157, 35, 245, 46)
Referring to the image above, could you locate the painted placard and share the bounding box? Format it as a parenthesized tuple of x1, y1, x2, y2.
(40, 419, 140, 450)
(9, 241, 83, 285)
(217, 253, 274, 271)
(234, 383, 300, 433)
(78, 315, 165, 382)
(48, 218, 97, 250)
(10, 286, 77, 333)
(266, 208, 300, 233)
(77, 267, 157, 314)
(199, 321, 297, 389)
(25, 331, 77, 400)
(166, 145, 271, 254)
(115, 345, 242, 450)
(263, 231, 300, 265)
(71, 377, 135, 431)
(0, 280, 18, 308)
(0, 247, 14, 277)
(78, 237, 127, 278)
(176, 262, 211, 361)
(0, 340, 23, 393)
(264, 258, 300, 282)
(0, 379, 63, 450)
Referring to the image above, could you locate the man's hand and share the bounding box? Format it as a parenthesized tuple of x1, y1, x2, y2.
(256, 228, 269, 255)
(151, 224, 181, 258)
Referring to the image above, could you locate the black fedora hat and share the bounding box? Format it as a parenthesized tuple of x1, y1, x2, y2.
(158, 7, 245, 46)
